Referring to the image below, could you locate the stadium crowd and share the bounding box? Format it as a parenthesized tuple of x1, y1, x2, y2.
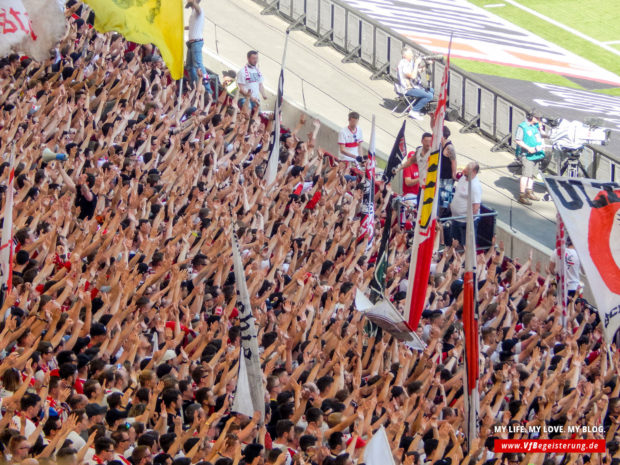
(0, 3, 618, 465)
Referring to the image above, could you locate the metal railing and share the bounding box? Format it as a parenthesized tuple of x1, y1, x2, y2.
(255, 0, 619, 183)
(438, 212, 498, 223)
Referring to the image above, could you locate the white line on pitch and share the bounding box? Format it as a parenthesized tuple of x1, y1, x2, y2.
(604, 40, 620, 45)
(503, 0, 620, 58)
(484, 3, 506, 7)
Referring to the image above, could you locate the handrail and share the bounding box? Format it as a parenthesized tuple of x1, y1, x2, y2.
(324, 0, 538, 110)
(437, 212, 498, 223)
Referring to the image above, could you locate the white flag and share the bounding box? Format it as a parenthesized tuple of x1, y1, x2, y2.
(231, 226, 265, 421)
(363, 426, 395, 465)
(231, 353, 255, 418)
(0, 0, 30, 58)
(355, 290, 426, 349)
(544, 176, 620, 344)
(358, 115, 375, 250)
(0, 150, 15, 295)
(21, 0, 66, 61)
(0, 0, 66, 61)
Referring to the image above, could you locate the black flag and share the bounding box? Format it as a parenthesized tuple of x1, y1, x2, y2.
(369, 198, 393, 302)
(382, 121, 407, 184)
(265, 30, 290, 185)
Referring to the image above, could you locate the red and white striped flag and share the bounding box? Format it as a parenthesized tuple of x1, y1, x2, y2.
(404, 38, 452, 330)
(463, 176, 480, 450)
(0, 150, 15, 296)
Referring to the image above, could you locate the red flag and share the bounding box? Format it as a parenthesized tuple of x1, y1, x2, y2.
(463, 176, 480, 450)
(404, 38, 452, 330)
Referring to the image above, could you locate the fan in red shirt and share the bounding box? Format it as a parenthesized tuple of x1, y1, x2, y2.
(399, 150, 420, 229)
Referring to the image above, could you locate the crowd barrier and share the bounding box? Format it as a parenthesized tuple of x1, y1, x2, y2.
(256, 0, 619, 183)
(438, 207, 497, 252)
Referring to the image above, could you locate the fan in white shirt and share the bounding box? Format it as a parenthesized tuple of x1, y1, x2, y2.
(237, 51, 268, 106)
(11, 392, 43, 439)
(550, 237, 581, 293)
(338, 111, 363, 163)
(184, 1, 209, 86)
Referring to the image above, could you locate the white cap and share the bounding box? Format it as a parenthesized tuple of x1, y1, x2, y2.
(161, 350, 176, 363)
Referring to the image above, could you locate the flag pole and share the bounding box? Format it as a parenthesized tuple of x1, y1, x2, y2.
(265, 30, 290, 186)
(280, 30, 290, 76)
(403, 35, 452, 330)
(0, 147, 15, 310)
(555, 214, 568, 328)
(178, 3, 186, 117)
(360, 114, 376, 252)
(177, 77, 183, 114)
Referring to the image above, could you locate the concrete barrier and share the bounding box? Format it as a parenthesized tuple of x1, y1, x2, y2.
(202, 42, 594, 302)
(496, 220, 593, 302)
(495, 219, 553, 267)
(202, 50, 389, 163)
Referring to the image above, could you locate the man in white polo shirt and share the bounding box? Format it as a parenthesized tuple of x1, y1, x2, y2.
(237, 50, 268, 110)
(338, 111, 363, 163)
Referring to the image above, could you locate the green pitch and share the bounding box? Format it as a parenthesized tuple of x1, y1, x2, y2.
(461, 0, 620, 96)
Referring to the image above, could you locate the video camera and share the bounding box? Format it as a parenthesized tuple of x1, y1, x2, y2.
(418, 54, 444, 67)
(543, 116, 610, 148)
(540, 117, 561, 128)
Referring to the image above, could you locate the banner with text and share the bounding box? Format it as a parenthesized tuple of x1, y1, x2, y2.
(0, 0, 66, 60)
(544, 176, 620, 345)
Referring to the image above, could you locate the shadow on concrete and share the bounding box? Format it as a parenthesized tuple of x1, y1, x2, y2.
(494, 176, 520, 201)
(380, 98, 402, 112)
(506, 160, 522, 177)
(494, 175, 549, 199)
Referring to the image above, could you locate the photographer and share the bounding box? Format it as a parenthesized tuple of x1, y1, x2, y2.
(396, 47, 434, 120)
(515, 109, 545, 205)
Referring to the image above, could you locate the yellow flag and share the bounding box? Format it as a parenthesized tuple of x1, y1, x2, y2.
(83, 0, 184, 80)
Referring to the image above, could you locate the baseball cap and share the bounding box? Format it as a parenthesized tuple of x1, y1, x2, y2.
(161, 350, 177, 363)
(106, 408, 128, 426)
(85, 403, 107, 418)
